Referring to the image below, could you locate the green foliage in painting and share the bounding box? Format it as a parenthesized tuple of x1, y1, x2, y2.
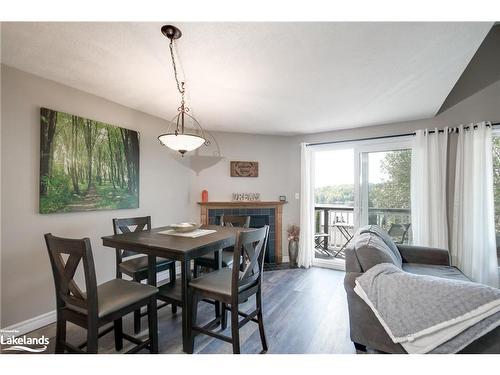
(39, 108, 139, 214)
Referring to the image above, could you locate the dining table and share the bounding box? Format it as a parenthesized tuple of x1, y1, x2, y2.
(102, 224, 250, 353)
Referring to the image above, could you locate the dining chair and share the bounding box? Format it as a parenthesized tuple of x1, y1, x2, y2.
(193, 215, 251, 277)
(113, 216, 177, 334)
(44, 233, 158, 354)
(187, 225, 269, 354)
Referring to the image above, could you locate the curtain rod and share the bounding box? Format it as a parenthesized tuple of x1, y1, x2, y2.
(306, 122, 500, 147)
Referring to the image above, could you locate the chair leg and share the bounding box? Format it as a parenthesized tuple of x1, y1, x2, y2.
(148, 298, 159, 354)
(231, 303, 240, 354)
(114, 318, 123, 351)
(133, 276, 142, 334)
(86, 324, 98, 354)
(256, 289, 268, 353)
(55, 317, 66, 354)
(193, 263, 199, 278)
(187, 292, 199, 354)
(169, 262, 176, 282)
(168, 263, 177, 315)
(221, 303, 228, 330)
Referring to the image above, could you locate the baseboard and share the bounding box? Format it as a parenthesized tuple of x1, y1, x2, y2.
(2, 269, 178, 335)
(2, 310, 57, 336)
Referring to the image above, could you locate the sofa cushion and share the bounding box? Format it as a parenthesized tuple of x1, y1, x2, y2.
(358, 225, 403, 267)
(403, 263, 470, 282)
(353, 232, 403, 271)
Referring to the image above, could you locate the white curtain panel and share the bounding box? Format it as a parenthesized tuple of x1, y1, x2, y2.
(298, 143, 314, 268)
(451, 122, 498, 288)
(411, 128, 449, 249)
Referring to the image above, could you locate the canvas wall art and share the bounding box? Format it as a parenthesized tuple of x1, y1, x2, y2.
(39, 108, 139, 214)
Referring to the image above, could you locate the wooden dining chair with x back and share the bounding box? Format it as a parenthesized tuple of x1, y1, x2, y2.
(193, 215, 251, 277)
(44, 234, 158, 354)
(187, 225, 269, 354)
(113, 216, 177, 334)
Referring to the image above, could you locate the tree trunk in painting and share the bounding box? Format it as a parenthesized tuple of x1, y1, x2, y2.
(83, 119, 98, 192)
(70, 115, 80, 194)
(40, 108, 57, 196)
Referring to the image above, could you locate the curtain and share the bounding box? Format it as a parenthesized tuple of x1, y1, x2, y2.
(451, 122, 498, 287)
(298, 143, 314, 268)
(411, 128, 449, 249)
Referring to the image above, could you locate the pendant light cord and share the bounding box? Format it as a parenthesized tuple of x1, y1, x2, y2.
(169, 39, 186, 106)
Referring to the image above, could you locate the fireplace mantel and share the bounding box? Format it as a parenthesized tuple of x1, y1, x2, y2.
(198, 201, 287, 207)
(198, 201, 287, 263)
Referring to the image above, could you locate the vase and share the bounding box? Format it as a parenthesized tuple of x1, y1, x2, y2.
(288, 240, 299, 268)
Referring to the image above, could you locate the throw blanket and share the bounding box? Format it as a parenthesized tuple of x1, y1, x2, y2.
(354, 263, 500, 353)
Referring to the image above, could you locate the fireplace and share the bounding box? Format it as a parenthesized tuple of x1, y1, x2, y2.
(198, 201, 287, 264)
(211, 212, 274, 263)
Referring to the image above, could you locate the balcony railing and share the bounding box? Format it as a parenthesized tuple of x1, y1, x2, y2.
(314, 204, 411, 259)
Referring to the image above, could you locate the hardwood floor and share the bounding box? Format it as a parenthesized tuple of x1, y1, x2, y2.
(7, 267, 356, 354)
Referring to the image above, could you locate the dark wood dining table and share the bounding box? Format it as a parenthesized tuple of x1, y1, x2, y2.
(102, 224, 249, 353)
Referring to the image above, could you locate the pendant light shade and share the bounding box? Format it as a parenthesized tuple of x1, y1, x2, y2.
(158, 25, 213, 156)
(158, 133, 206, 154)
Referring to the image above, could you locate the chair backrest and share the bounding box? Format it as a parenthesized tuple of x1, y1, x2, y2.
(113, 216, 152, 258)
(231, 226, 269, 295)
(44, 233, 98, 316)
(220, 215, 250, 228)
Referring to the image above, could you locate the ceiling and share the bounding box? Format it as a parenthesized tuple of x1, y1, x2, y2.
(1, 22, 493, 135)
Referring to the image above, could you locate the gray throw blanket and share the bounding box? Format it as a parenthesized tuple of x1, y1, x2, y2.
(354, 263, 500, 353)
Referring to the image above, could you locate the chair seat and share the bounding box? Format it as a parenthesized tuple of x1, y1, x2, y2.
(195, 250, 234, 267)
(119, 255, 174, 278)
(72, 279, 158, 318)
(189, 268, 233, 297)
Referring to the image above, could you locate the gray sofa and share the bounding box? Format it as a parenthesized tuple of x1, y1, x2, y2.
(344, 225, 500, 354)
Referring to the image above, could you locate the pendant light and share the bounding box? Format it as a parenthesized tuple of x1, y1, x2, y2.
(158, 25, 210, 156)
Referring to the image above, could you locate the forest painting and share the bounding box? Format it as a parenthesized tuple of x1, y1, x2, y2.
(39, 108, 139, 214)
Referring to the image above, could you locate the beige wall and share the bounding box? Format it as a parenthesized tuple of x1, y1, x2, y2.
(1, 26, 499, 329)
(0, 66, 193, 328)
(188, 132, 298, 261)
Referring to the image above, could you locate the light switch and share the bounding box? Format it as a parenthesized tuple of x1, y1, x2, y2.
(295, 193, 300, 200)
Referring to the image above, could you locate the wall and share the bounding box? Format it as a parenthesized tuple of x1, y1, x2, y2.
(0, 65, 192, 328)
(188, 132, 298, 261)
(286, 78, 500, 243)
(286, 25, 500, 234)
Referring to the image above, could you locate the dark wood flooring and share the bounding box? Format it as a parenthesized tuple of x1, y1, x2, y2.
(7, 267, 356, 354)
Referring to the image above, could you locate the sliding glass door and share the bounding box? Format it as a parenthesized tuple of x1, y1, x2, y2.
(311, 137, 413, 270)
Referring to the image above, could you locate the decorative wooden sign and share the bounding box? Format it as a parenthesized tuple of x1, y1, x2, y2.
(230, 161, 259, 177)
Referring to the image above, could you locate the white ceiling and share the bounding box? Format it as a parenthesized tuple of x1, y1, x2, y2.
(1, 22, 492, 135)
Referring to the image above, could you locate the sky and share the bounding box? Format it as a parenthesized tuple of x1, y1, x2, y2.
(314, 149, 388, 188)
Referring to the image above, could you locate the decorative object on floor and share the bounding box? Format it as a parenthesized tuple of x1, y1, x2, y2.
(232, 192, 260, 201)
(230, 161, 259, 177)
(157, 25, 212, 156)
(287, 225, 300, 268)
(279, 195, 287, 202)
(169, 222, 202, 233)
(201, 189, 208, 203)
(39, 107, 139, 214)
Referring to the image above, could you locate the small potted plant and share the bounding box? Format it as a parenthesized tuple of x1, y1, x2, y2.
(287, 225, 300, 268)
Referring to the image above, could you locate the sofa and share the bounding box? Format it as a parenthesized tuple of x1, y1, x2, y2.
(344, 225, 500, 354)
